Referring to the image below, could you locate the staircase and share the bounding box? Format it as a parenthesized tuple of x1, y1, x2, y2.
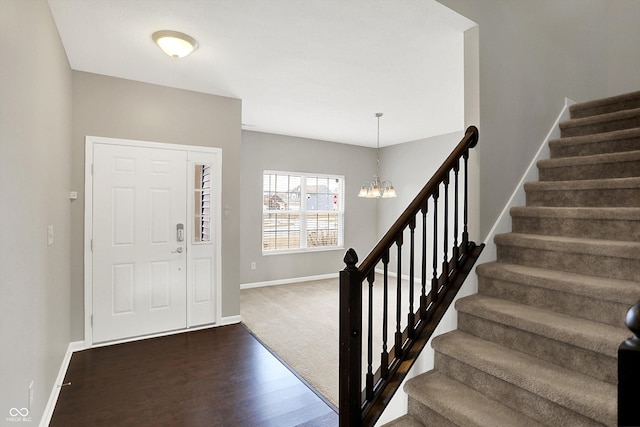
(387, 91, 640, 427)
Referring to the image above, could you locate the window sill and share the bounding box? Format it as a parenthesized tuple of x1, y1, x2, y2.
(262, 246, 345, 256)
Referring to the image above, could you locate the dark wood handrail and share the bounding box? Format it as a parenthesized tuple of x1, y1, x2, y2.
(358, 126, 478, 275)
(339, 126, 483, 427)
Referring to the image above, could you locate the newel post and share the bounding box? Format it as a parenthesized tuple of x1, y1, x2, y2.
(619, 300, 640, 426)
(339, 248, 363, 427)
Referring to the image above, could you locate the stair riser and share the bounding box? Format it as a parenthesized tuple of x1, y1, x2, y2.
(526, 187, 640, 207)
(561, 116, 640, 138)
(511, 215, 640, 242)
(550, 136, 640, 158)
(538, 161, 640, 181)
(407, 399, 458, 427)
(433, 352, 605, 427)
(457, 313, 616, 383)
(496, 245, 638, 281)
(570, 97, 640, 119)
(477, 275, 628, 328)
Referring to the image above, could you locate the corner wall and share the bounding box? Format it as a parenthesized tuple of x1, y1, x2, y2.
(240, 131, 378, 285)
(71, 72, 242, 340)
(0, 0, 72, 422)
(437, 0, 611, 239)
(606, 0, 640, 95)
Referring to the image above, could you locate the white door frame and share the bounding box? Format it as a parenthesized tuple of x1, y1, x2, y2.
(84, 136, 222, 348)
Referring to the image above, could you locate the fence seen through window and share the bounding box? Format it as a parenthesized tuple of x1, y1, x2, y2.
(262, 171, 344, 253)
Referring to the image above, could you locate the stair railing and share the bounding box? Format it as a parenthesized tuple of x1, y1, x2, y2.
(339, 126, 484, 426)
(619, 300, 640, 426)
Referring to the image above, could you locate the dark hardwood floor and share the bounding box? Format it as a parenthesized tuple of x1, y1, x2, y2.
(50, 324, 338, 426)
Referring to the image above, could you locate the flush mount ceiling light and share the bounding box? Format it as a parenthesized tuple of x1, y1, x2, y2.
(358, 113, 397, 199)
(152, 30, 198, 58)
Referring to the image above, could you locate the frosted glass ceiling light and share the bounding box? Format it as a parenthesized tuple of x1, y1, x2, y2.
(152, 30, 198, 58)
(358, 113, 396, 199)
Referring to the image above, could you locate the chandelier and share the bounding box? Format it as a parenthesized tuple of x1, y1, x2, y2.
(358, 113, 397, 198)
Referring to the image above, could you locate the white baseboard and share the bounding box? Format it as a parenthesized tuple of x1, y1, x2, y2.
(40, 341, 85, 427)
(220, 315, 242, 325)
(240, 273, 338, 290)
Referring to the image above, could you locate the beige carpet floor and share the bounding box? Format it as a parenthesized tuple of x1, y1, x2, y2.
(241, 275, 413, 407)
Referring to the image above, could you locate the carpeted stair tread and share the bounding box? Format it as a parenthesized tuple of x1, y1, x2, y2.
(537, 149, 640, 180)
(432, 331, 616, 426)
(404, 371, 544, 427)
(495, 232, 640, 260)
(569, 90, 640, 119)
(510, 205, 640, 221)
(524, 176, 640, 207)
(476, 261, 640, 305)
(455, 294, 627, 357)
(524, 175, 640, 191)
(495, 232, 640, 281)
(549, 127, 640, 158)
(382, 414, 425, 427)
(559, 107, 640, 138)
(510, 206, 640, 241)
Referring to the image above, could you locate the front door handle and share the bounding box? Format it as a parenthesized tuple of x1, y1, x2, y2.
(172, 247, 184, 254)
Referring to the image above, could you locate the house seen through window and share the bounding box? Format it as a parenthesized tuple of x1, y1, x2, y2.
(262, 171, 344, 253)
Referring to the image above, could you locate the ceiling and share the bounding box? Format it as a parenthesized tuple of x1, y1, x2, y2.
(47, 0, 475, 147)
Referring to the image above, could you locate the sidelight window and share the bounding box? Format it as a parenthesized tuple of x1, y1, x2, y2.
(194, 164, 211, 243)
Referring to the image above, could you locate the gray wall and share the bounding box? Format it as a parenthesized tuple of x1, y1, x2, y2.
(241, 131, 378, 284)
(606, 1, 640, 95)
(71, 72, 242, 339)
(0, 0, 72, 422)
(378, 131, 464, 233)
(376, 132, 466, 278)
(438, 0, 615, 239)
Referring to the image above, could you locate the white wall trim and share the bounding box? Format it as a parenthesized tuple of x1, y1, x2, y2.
(220, 315, 242, 325)
(40, 341, 85, 427)
(240, 273, 339, 290)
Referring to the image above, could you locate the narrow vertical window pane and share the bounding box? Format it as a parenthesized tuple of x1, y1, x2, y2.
(194, 164, 211, 243)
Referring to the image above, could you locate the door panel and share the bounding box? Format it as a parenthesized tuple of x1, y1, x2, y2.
(92, 144, 187, 343)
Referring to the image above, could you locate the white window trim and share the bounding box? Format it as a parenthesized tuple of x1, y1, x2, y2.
(262, 170, 345, 255)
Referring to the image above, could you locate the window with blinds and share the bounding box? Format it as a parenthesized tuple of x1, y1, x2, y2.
(194, 164, 211, 243)
(262, 171, 344, 254)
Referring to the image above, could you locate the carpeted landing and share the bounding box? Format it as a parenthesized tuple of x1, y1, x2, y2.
(387, 91, 640, 426)
(241, 275, 414, 409)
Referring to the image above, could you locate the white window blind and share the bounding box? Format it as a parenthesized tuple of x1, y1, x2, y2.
(262, 171, 344, 254)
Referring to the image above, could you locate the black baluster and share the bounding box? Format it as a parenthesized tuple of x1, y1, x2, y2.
(442, 173, 449, 286)
(453, 159, 460, 267)
(462, 149, 470, 254)
(395, 235, 403, 358)
(420, 200, 428, 320)
(408, 217, 416, 338)
(381, 250, 390, 379)
(366, 271, 375, 401)
(431, 190, 439, 302)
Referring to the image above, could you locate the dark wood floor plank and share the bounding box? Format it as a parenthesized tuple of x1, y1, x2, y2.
(50, 324, 338, 426)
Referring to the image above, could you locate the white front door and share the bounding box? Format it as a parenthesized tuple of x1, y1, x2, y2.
(92, 143, 188, 343)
